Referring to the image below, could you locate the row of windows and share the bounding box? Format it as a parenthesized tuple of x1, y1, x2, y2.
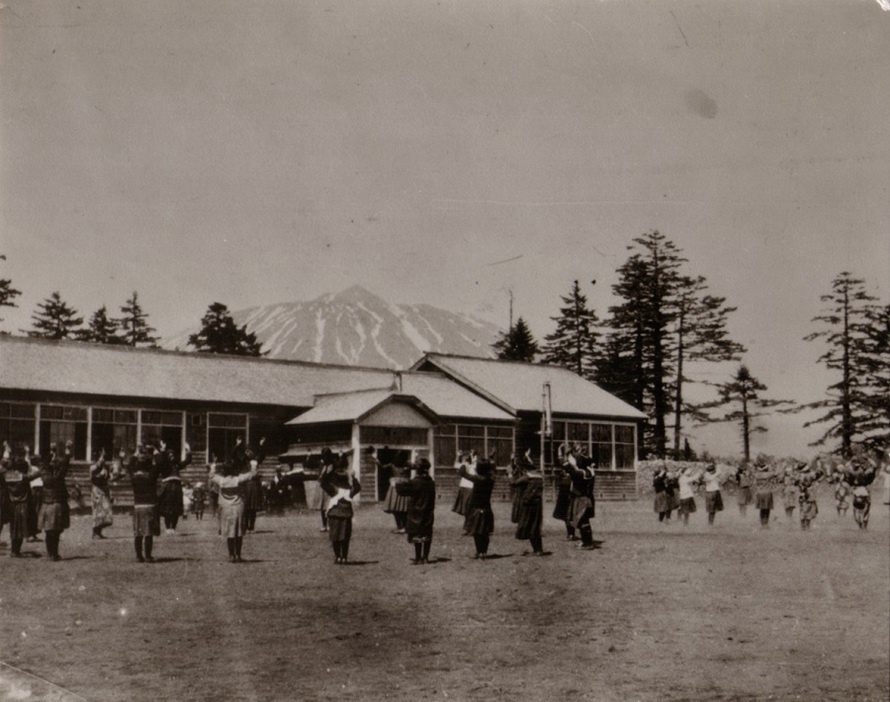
(544, 420, 637, 470)
(434, 424, 515, 468)
(0, 403, 250, 463)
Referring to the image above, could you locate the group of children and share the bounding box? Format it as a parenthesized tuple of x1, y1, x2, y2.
(3, 437, 887, 566)
(651, 450, 888, 531)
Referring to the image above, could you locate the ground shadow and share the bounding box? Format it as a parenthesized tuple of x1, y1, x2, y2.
(341, 560, 380, 566)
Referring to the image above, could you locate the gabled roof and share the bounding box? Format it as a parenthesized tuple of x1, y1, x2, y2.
(411, 353, 647, 420)
(0, 335, 393, 407)
(397, 372, 514, 422)
(285, 389, 438, 425)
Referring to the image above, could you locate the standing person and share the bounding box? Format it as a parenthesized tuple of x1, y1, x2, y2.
(832, 473, 851, 518)
(314, 449, 337, 532)
(396, 458, 436, 564)
(652, 462, 671, 523)
(509, 449, 533, 527)
(209, 455, 258, 563)
(157, 440, 192, 534)
(452, 450, 477, 519)
(37, 440, 72, 562)
(458, 455, 495, 559)
(124, 444, 162, 562)
(563, 445, 596, 550)
(382, 451, 411, 534)
(782, 469, 799, 520)
(794, 460, 824, 531)
(319, 451, 361, 565)
(735, 462, 753, 517)
(677, 465, 702, 526)
(702, 463, 725, 526)
(1, 442, 40, 557)
(846, 458, 877, 530)
(752, 459, 776, 528)
(552, 460, 575, 541)
(192, 482, 206, 520)
(27, 469, 43, 543)
(509, 449, 544, 556)
(90, 448, 116, 539)
(242, 438, 267, 533)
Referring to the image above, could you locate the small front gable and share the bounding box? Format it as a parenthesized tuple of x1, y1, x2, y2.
(358, 400, 433, 428)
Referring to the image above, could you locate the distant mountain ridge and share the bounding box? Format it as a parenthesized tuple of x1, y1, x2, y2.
(163, 285, 502, 369)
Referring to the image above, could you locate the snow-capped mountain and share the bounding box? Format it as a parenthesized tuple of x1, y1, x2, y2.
(163, 285, 502, 369)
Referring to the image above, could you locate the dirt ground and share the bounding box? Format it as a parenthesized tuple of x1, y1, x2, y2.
(0, 491, 887, 702)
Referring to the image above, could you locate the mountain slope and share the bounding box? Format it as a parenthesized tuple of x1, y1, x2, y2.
(163, 286, 502, 369)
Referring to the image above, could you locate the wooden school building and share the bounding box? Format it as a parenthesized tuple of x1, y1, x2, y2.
(0, 335, 646, 501)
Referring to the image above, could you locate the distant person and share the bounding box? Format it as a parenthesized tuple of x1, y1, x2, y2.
(90, 448, 116, 539)
(209, 454, 258, 562)
(509, 449, 532, 527)
(452, 449, 477, 519)
(382, 449, 411, 534)
(509, 448, 544, 556)
(157, 440, 192, 534)
(37, 440, 73, 562)
(552, 460, 575, 541)
(845, 457, 877, 530)
(702, 463, 725, 526)
(752, 459, 777, 528)
(396, 458, 436, 564)
(677, 465, 702, 526)
(319, 450, 361, 564)
(562, 443, 596, 550)
(458, 455, 495, 559)
(242, 438, 267, 533)
(1, 442, 41, 557)
(781, 470, 798, 520)
(735, 461, 753, 517)
(794, 460, 824, 531)
(192, 482, 206, 520)
(652, 462, 671, 523)
(124, 444, 161, 563)
(832, 473, 851, 518)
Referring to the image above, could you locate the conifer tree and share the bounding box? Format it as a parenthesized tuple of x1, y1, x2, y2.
(117, 291, 159, 347)
(671, 275, 745, 457)
(492, 317, 539, 362)
(0, 254, 21, 324)
(541, 280, 600, 380)
(857, 303, 890, 449)
(78, 306, 124, 344)
(797, 271, 879, 457)
(25, 291, 84, 339)
(188, 302, 264, 356)
(703, 364, 791, 463)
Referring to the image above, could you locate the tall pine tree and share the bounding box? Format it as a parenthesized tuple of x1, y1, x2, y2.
(671, 275, 745, 457)
(188, 302, 264, 356)
(0, 254, 21, 325)
(541, 280, 600, 379)
(492, 317, 539, 362)
(78, 306, 124, 344)
(25, 291, 84, 339)
(857, 303, 890, 449)
(798, 271, 878, 457)
(703, 364, 791, 463)
(117, 291, 159, 348)
(599, 231, 743, 458)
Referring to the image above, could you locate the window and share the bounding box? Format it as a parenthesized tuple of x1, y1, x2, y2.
(39, 405, 88, 460)
(361, 426, 428, 447)
(433, 424, 515, 468)
(545, 420, 637, 470)
(141, 410, 184, 453)
(0, 402, 36, 450)
(91, 408, 138, 458)
(207, 413, 248, 463)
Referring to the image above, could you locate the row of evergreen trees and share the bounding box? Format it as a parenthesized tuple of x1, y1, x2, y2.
(492, 231, 889, 460)
(0, 265, 262, 357)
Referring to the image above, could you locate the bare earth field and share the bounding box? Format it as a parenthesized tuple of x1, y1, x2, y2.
(1, 492, 887, 702)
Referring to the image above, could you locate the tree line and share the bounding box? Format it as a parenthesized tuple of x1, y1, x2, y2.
(491, 231, 889, 460)
(2, 233, 887, 459)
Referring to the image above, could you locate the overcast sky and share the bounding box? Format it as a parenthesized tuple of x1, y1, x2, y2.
(1, 0, 888, 458)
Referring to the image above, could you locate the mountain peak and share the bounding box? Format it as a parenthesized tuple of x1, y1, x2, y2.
(164, 288, 502, 369)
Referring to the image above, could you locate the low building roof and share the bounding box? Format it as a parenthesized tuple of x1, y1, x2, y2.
(0, 335, 392, 407)
(412, 353, 647, 420)
(397, 372, 514, 422)
(284, 389, 419, 425)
